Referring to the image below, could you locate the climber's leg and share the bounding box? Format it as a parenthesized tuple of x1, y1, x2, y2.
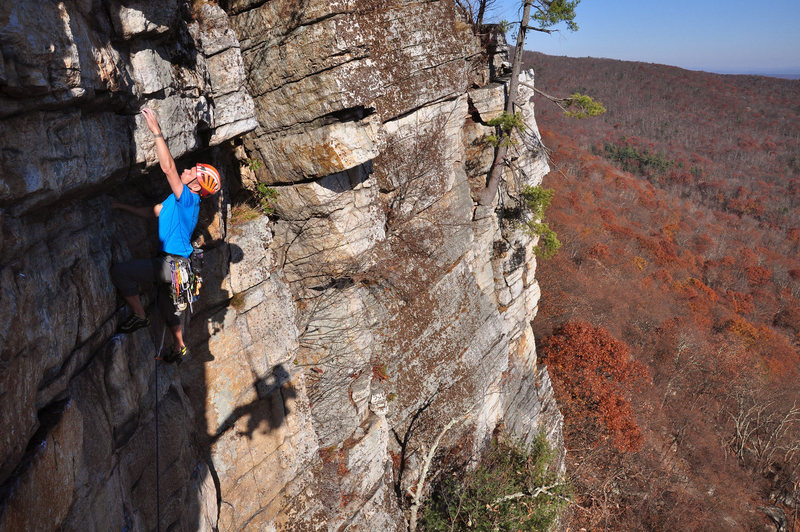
(112, 258, 157, 332)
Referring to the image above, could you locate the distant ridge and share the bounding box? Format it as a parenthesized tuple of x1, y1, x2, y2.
(515, 48, 800, 80)
(740, 72, 800, 80)
(710, 69, 800, 79)
(687, 70, 800, 80)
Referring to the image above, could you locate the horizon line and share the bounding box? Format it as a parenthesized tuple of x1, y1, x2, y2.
(523, 49, 800, 79)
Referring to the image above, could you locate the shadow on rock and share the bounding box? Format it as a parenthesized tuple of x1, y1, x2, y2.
(209, 365, 297, 443)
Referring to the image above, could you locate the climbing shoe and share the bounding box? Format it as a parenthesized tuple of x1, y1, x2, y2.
(119, 314, 150, 334)
(163, 345, 188, 365)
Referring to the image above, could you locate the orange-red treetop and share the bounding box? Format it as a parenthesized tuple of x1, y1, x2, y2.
(539, 321, 648, 452)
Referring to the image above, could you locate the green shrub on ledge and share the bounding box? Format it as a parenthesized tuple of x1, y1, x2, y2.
(421, 432, 570, 531)
(519, 185, 561, 259)
(486, 111, 526, 148)
(525, 221, 562, 259)
(520, 185, 554, 219)
(255, 183, 279, 215)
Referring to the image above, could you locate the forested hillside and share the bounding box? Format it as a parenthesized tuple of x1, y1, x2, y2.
(526, 52, 800, 530)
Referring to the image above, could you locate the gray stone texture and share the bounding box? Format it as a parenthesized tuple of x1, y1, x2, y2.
(0, 2, 562, 531)
(0, 1, 256, 215)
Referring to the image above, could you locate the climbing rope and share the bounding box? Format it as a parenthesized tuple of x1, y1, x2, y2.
(154, 353, 161, 532)
(151, 290, 166, 532)
(150, 263, 193, 530)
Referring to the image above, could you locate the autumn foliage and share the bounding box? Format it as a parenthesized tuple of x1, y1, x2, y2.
(539, 322, 645, 452)
(526, 51, 800, 530)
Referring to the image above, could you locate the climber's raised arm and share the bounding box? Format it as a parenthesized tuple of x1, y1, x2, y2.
(141, 107, 184, 199)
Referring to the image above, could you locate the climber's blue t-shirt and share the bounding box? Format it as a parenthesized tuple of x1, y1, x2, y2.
(158, 185, 200, 257)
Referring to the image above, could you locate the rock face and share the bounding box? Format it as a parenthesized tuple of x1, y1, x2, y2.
(0, 1, 562, 530)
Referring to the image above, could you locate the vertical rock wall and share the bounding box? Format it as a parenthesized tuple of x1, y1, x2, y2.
(0, 1, 563, 530)
(0, 1, 255, 530)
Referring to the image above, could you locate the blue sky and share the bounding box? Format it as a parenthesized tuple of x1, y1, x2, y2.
(487, 0, 800, 75)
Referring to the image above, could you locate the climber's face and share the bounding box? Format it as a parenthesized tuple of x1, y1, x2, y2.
(181, 167, 201, 193)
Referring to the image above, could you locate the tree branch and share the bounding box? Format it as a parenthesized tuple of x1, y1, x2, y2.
(408, 412, 472, 532)
(522, 25, 555, 33)
(520, 82, 568, 110)
(490, 482, 571, 505)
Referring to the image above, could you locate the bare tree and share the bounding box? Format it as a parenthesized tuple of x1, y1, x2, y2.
(454, 0, 498, 27)
(407, 413, 472, 532)
(723, 386, 800, 477)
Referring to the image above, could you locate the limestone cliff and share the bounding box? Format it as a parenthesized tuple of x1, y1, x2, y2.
(0, 1, 562, 530)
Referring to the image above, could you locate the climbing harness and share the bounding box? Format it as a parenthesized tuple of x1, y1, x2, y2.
(167, 248, 202, 314)
(168, 257, 191, 312)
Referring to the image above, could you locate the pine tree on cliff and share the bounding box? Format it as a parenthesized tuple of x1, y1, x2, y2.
(479, 0, 604, 205)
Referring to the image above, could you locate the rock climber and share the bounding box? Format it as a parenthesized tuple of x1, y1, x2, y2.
(111, 107, 220, 363)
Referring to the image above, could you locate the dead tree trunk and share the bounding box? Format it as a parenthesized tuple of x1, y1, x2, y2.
(479, 0, 532, 206)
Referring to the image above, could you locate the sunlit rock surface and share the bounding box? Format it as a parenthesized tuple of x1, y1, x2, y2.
(0, 1, 562, 529)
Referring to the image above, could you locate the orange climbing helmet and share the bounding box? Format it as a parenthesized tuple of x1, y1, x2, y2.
(195, 163, 221, 197)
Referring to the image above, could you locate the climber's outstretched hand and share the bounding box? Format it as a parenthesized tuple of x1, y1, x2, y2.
(141, 107, 162, 136)
(140, 106, 180, 195)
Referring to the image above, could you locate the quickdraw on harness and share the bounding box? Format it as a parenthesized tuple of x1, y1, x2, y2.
(167, 247, 203, 314)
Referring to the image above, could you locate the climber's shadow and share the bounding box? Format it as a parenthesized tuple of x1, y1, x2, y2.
(209, 365, 297, 443)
